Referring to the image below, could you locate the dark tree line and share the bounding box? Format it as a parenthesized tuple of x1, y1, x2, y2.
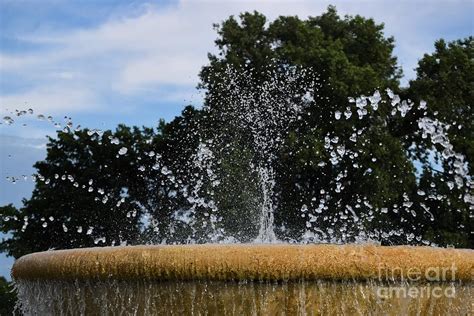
(1, 7, 472, 265)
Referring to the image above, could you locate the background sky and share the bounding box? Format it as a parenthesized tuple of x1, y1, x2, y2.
(0, 0, 473, 279)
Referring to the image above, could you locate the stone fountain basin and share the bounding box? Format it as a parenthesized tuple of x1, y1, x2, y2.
(12, 244, 474, 315)
(12, 244, 473, 281)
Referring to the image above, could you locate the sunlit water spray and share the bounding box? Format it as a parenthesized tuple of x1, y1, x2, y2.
(3, 64, 474, 316)
(1, 66, 472, 246)
(196, 65, 317, 242)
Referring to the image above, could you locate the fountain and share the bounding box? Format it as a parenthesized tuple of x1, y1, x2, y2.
(11, 245, 474, 314)
(8, 65, 474, 314)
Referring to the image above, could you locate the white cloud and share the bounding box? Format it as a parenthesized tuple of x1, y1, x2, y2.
(116, 55, 204, 92)
(0, 85, 98, 115)
(0, 134, 47, 150)
(0, 54, 40, 70)
(1, 0, 472, 114)
(54, 71, 76, 80)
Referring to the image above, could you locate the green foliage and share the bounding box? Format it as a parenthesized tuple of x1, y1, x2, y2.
(0, 7, 472, 260)
(397, 37, 474, 248)
(199, 7, 421, 242)
(201, 6, 401, 109)
(407, 37, 473, 172)
(417, 169, 472, 248)
(0, 276, 16, 315)
(1, 126, 157, 258)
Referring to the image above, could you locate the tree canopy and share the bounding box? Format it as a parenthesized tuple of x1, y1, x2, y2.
(1, 7, 472, 263)
(407, 37, 473, 172)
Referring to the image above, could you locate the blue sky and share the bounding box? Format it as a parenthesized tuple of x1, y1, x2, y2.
(0, 0, 473, 279)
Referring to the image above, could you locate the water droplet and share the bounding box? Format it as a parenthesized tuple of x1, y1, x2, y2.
(2, 116, 14, 125)
(118, 147, 128, 155)
(344, 108, 352, 119)
(418, 100, 427, 110)
(336, 146, 345, 156)
(301, 204, 308, 213)
(161, 166, 170, 175)
(368, 90, 381, 110)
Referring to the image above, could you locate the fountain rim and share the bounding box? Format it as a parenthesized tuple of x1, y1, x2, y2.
(11, 243, 473, 282)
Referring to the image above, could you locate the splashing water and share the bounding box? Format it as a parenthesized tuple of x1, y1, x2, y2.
(195, 65, 317, 242)
(1, 66, 472, 246)
(14, 279, 472, 315)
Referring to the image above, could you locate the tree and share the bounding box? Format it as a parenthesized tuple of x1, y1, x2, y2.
(196, 7, 473, 246)
(0, 126, 155, 258)
(201, 6, 401, 113)
(404, 37, 474, 247)
(0, 106, 226, 252)
(198, 7, 427, 243)
(407, 37, 473, 172)
(0, 276, 16, 315)
(1, 8, 471, 254)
